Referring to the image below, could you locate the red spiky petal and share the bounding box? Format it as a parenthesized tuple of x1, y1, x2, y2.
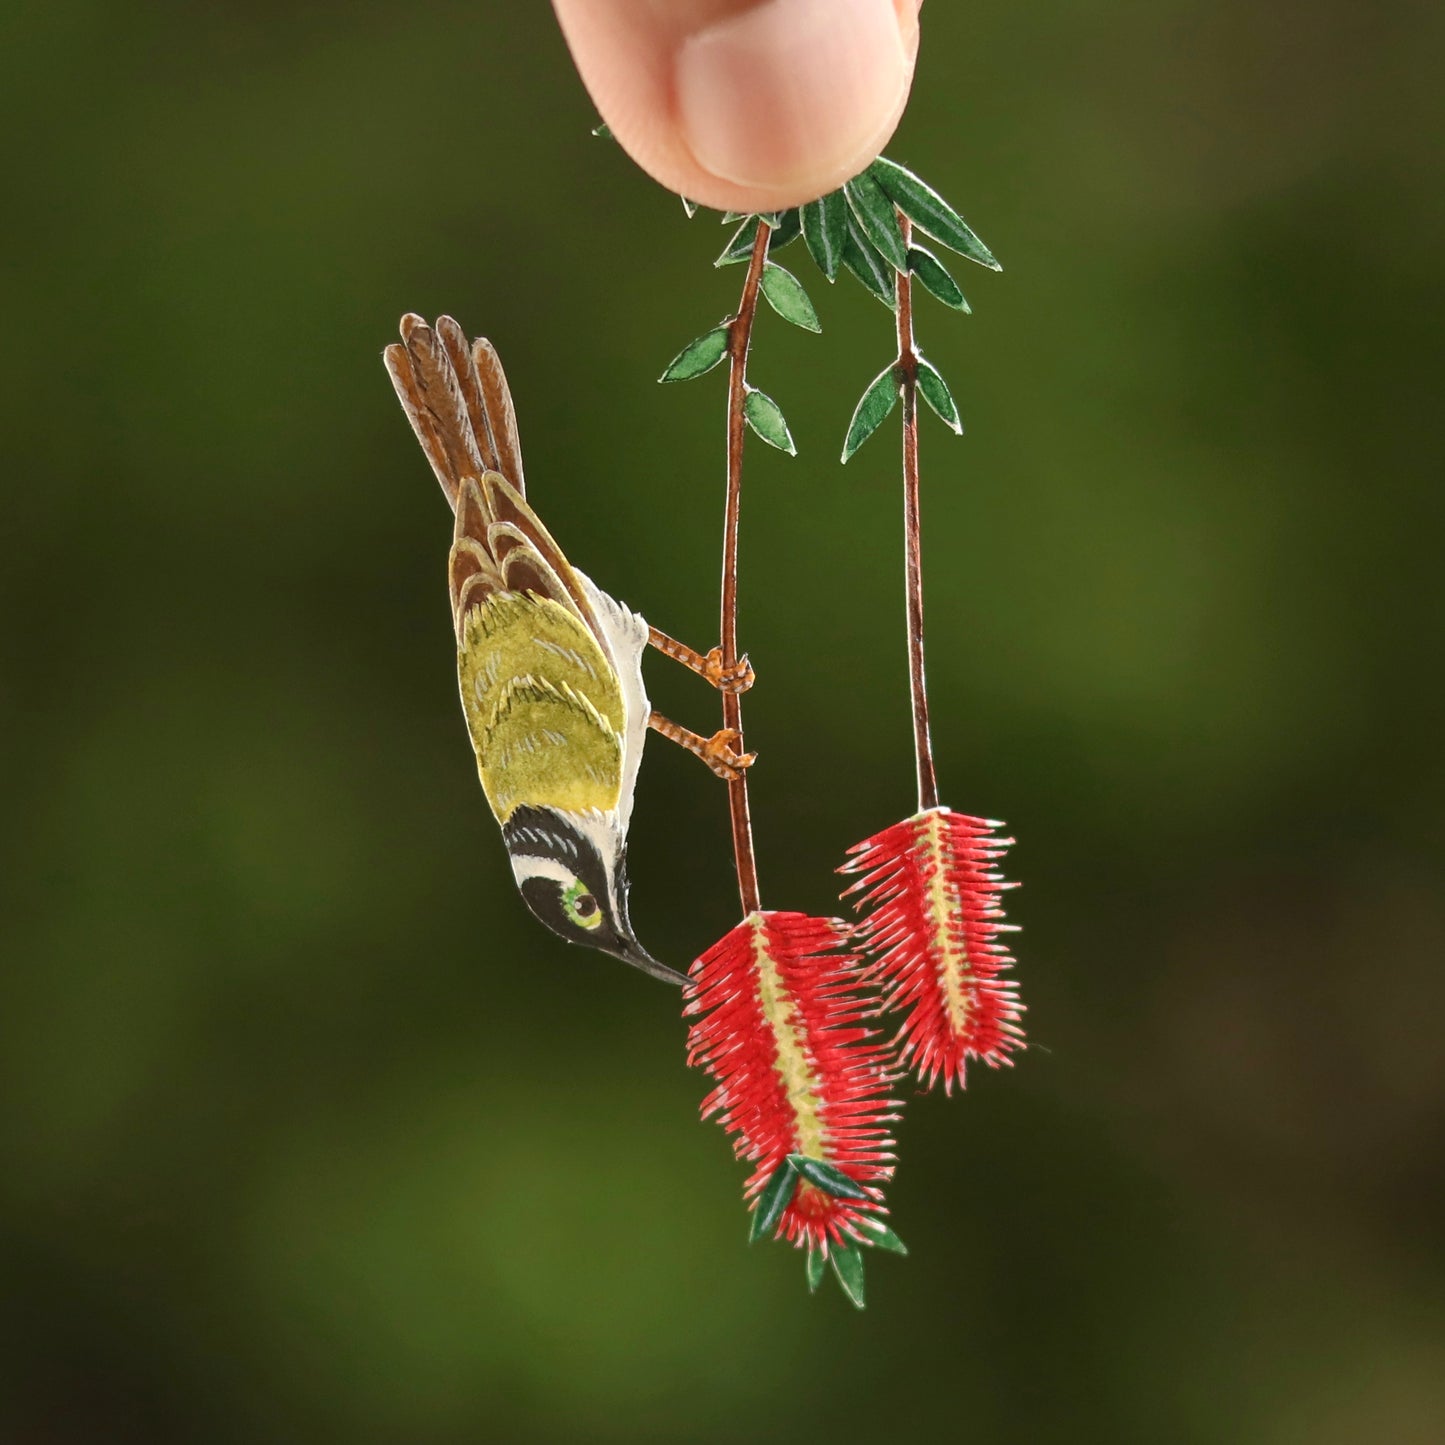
(841, 807, 1024, 1093)
(684, 911, 899, 1251)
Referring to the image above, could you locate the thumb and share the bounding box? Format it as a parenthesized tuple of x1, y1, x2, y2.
(552, 0, 922, 214)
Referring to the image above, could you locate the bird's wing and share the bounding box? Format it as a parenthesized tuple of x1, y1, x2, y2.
(459, 594, 627, 824)
(468, 471, 610, 660)
(477, 675, 624, 824)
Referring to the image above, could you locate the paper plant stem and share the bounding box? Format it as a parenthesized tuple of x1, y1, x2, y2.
(894, 212, 940, 813)
(720, 219, 770, 915)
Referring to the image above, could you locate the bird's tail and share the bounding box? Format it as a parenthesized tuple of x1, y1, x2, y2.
(384, 315, 604, 645)
(383, 313, 526, 510)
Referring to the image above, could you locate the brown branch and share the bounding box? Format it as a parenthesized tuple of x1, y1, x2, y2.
(895, 212, 940, 813)
(719, 220, 771, 916)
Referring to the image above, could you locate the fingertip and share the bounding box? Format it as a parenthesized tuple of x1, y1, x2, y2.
(555, 0, 920, 213)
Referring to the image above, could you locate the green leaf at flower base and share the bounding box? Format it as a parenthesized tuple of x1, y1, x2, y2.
(830, 1245, 867, 1309)
(801, 191, 847, 282)
(806, 1248, 827, 1293)
(659, 325, 730, 383)
(844, 170, 908, 273)
(787, 1154, 869, 1200)
(841, 363, 899, 462)
(591, 121, 613, 139)
(860, 1219, 909, 1256)
(908, 244, 971, 312)
(916, 356, 963, 434)
(870, 157, 1001, 271)
(841, 210, 896, 309)
(743, 388, 796, 455)
(681, 197, 698, 219)
(749, 1159, 799, 1243)
(760, 264, 821, 332)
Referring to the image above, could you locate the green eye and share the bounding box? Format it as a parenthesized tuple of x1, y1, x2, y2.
(562, 879, 603, 930)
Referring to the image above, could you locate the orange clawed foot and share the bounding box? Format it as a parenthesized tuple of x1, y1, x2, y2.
(697, 726, 757, 781)
(700, 648, 756, 695)
(649, 713, 757, 781)
(649, 627, 756, 694)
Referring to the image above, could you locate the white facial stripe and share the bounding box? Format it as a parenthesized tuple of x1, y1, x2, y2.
(505, 822, 580, 860)
(510, 855, 581, 889)
(504, 808, 624, 914)
(567, 810, 622, 897)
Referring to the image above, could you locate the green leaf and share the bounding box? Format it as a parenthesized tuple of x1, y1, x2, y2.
(841, 210, 896, 308)
(841, 363, 899, 462)
(749, 1160, 799, 1242)
(760, 264, 821, 332)
(681, 196, 698, 218)
(758, 210, 783, 228)
(717, 212, 801, 265)
(591, 121, 613, 139)
(844, 170, 908, 273)
(806, 1248, 827, 1293)
(787, 1155, 868, 1200)
(870, 157, 1001, 271)
(801, 191, 847, 282)
(860, 1219, 909, 1255)
(830, 1245, 867, 1309)
(743, 387, 796, 455)
(659, 325, 730, 383)
(768, 209, 803, 254)
(715, 218, 760, 267)
(908, 244, 971, 311)
(916, 356, 963, 433)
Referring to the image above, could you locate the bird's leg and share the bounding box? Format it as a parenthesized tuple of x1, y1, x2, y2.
(648, 626, 755, 694)
(648, 712, 757, 782)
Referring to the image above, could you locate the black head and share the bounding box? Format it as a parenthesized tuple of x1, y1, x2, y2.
(501, 807, 685, 985)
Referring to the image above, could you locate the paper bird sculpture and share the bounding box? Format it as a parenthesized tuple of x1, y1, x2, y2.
(384, 314, 754, 984)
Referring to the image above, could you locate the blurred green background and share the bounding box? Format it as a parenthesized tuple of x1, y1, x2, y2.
(3, 2, 1442, 1440)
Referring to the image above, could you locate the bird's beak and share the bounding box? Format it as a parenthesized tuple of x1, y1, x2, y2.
(614, 936, 689, 987)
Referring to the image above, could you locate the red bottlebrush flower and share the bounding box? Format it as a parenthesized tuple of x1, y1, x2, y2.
(842, 807, 1024, 1093)
(684, 911, 899, 1254)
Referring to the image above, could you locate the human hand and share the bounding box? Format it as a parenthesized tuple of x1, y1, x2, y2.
(551, 0, 923, 214)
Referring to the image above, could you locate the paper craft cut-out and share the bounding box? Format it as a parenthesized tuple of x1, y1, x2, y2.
(383, 314, 753, 985)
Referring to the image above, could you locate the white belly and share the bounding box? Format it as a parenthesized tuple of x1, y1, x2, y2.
(575, 570, 650, 836)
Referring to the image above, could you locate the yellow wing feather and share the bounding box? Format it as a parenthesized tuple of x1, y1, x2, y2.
(458, 592, 626, 823)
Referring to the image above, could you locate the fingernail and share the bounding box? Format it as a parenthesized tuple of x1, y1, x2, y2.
(676, 0, 911, 195)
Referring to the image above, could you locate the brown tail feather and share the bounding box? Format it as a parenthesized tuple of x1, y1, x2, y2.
(384, 314, 486, 510)
(402, 313, 488, 493)
(473, 338, 525, 495)
(388, 315, 612, 650)
(383, 313, 530, 512)
(436, 316, 504, 478)
(384, 340, 460, 510)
